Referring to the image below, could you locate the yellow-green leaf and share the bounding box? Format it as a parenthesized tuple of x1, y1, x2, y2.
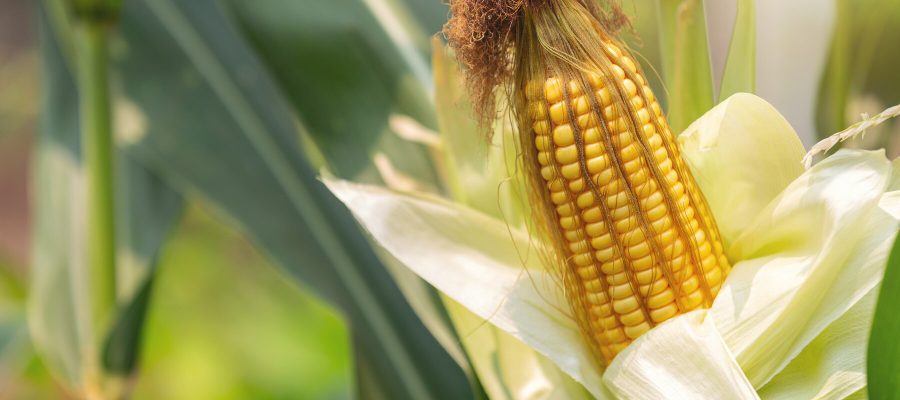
(718, 0, 755, 99)
(656, 0, 715, 134)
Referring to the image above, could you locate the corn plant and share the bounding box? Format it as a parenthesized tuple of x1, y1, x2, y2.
(20, 0, 900, 398)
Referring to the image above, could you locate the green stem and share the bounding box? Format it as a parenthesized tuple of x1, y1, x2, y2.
(76, 21, 116, 348)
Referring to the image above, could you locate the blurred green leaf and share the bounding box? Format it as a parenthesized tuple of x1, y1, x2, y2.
(621, 0, 668, 110)
(225, 0, 440, 183)
(132, 204, 352, 399)
(0, 261, 26, 358)
(0, 263, 25, 303)
(0, 313, 25, 361)
(718, 0, 755, 100)
(0, 260, 55, 397)
(816, 0, 900, 139)
(816, 0, 852, 139)
(103, 160, 184, 375)
(397, 0, 447, 38)
(101, 274, 154, 373)
(39, 0, 476, 397)
(655, 0, 715, 133)
(32, 0, 184, 389)
(868, 231, 900, 400)
(225, 6, 478, 384)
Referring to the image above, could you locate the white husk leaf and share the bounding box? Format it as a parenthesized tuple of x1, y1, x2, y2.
(324, 181, 613, 398)
(603, 310, 759, 399)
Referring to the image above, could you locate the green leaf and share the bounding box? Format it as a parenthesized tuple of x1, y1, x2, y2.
(225, 6, 480, 392)
(224, 0, 441, 183)
(68, 0, 475, 398)
(718, 0, 755, 99)
(32, 1, 184, 388)
(431, 41, 483, 206)
(396, 0, 447, 38)
(816, 0, 900, 140)
(101, 274, 155, 374)
(816, 0, 853, 139)
(868, 229, 900, 399)
(621, 0, 668, 110)
(655, 0, 715, 134)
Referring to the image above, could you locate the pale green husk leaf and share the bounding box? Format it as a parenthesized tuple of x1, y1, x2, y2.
(712, 148, 895, 388)
(678, 93, 806, 245)
(325, 180, 613, 398)
(758, 288, 876, 399)
(327, 94, 899, 399)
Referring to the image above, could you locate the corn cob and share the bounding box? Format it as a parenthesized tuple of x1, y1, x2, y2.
(444, 0, 732, 366)
(522, 39, 731, 364)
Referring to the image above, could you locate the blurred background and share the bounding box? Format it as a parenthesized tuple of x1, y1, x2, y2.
(1, 0, 898, 398)
(1, 1, 353, 398)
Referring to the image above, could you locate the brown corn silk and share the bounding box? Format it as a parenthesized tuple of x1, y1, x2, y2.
(445, 0, 731, 366)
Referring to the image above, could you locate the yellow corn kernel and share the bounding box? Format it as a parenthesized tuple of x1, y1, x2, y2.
(556, 146, 579, 165)
(553, 125, 575, 146)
